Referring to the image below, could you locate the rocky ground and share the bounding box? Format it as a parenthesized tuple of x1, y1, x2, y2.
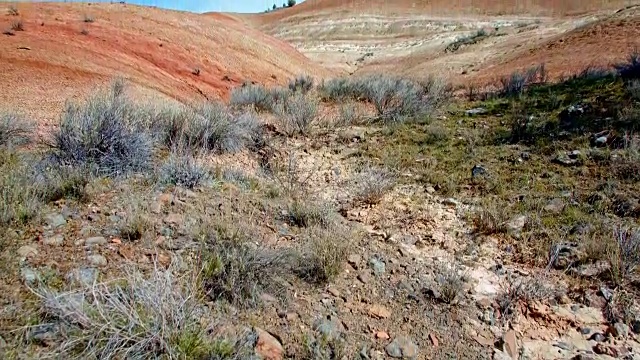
(1, 63, 640, 360)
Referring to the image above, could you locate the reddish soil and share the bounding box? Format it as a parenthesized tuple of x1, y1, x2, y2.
(468, 9, 640, 87)
(0, 2, 331, 123)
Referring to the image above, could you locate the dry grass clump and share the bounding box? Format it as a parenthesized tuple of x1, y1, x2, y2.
(607, 225, 640, 284)
(158, 153, 210, 189)
(434, 262, 468, 305)
(295, 225, 354, 284)
(496, 274, 557, 321)
(0, 113, 31, 147)
(30, 264, 252, 359)
(47, 79, 153, 177)
(275, 93, 318, 136)
(351, 164, 397, 205)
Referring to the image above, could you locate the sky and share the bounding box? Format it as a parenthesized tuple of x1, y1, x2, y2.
(12, 0, 308, 13)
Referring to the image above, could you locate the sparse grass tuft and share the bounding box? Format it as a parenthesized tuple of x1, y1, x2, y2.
(628, 80, 640, 100)
(155, 102, 263, 155)
(615, 49, 640, 80)
(0, 151, 40, 226)
(472, 203, 509, 235)
(229, 84, 282, 112)
(47, 79, 154, 177)
(31, 264, 250, 359)
(119, 200, 151, 241)
(7, 5, 19, 16)
(296, 225, 353, 284)
(0, 113, 31, 147)
(434, 263, 467, 305)
(10, 19, 24, 32)
(275, 93, 318, 136)
(289, 74, 314, 94)
(158, 153, 209, 189)
(496, 274, 556, 321)
(352, 164, 396, 205)
(499, 64, 546, 97)
(608, 225, 640, 284)
(285, 200, 335, 228)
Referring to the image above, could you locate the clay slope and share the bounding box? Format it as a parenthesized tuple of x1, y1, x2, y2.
(249, 0, 635, 24)
(241, 0, 635, 78)
(0, 2, 330, 123)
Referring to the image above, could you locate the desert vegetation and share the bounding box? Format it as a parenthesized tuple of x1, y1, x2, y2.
(2, 40, 640, 359)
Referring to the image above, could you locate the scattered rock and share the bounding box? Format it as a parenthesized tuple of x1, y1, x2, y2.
(425, 186, 436, 194)
(368, 304, 391, 319)
(506, 215, 527, 235)
(376, 331, 390, 340)
(579, 327, 591, 335)
(87, 254, 107, 266)
(327, 288, 340, 297)
(17, 245, 38, 258)
(385, 336, 418, 359)
(544, 198, 565, 214)
(85, 236, 107, 246)
(369, 257, 386, 276)
(358, 271, 372, 284)
(552, 152, 580, 167)
(501, 330, 518, 360)
(608, 323, 630, 339)
(429, 333, 438, 347)
(593, 343, 618, 357)
(520, 152, 531, 161)
(549, 242, 584, 269)
(594, 136, 608, 147)
(568, 150, 582, 159)
(46, 213, 67, 228)
(466, 107, 488, 116)
(471, 165, 489, 178)
(43, 235, 64, 246)
(348, 254, 362, 269)
(631, 320, 640, 334)
(66, 267, 99, 287)
(164, 213, 183, 226)
(588, 333, 606, 342)
(554, 342, 574, 351)
(442, 198, 459, 207)
(254, 327, 284, 360)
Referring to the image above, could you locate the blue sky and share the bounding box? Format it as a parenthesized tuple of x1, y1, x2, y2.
(59, 0, 306, 13)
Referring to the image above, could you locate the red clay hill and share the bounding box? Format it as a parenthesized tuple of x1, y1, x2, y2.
(0, 2, 331, 123)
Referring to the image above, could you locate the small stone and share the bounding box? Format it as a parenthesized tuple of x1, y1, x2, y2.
(429, 333, 438, 347)
(21, 268, 38, 283)
(254, 327, 283, 360)
(66, 267, 99, 287)
(465, 107, 487, 116)
(506, 215, 526, 235)
(471, 165, 488, 178)
(46, 213, 67, 228)
(368, 304, 391, 319)
(568, 150, 582, 159)
(376, 331, 390, 340)
(369, 257, 386, 276)
(87, 254, 107, 266)
(594, 136, 608, 147)
(554, 342, 573, 351)
(327, 288, 340, 297)
(593, 343, 617, 357)
(164, 213, 183, 226)
(588, 333, 605, 342)
(426, 186, 436, 194)
(85, 236, 107, 246)
(502, 330, 518, 360)
(43, 235, 64, 246)
(580, 327, 591, 335)
(608, 322, 630, 338)
(348, 254, 361, 268)
(17, 245, 38, 258)
(385, 336, 418, 359)
(442, 198, 459, 207)
(544, 198, 565, 214)
(358, 271, 372, 284)
(631, 320, 640, 334)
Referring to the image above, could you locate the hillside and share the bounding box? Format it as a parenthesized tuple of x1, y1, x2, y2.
(0, 2, 331, 124)
(245, 0, 638, 82)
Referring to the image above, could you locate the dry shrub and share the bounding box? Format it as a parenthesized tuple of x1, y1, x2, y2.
(30, 264, 252, 359)
(295, 225, 354, 284)
(352, 164, 396, 205)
